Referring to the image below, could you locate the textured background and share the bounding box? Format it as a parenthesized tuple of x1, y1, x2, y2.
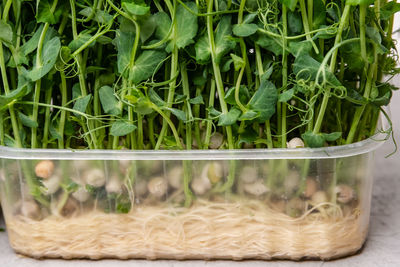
(0, 15, 399, 267)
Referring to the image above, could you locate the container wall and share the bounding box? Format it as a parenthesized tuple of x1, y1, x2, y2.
(0, 153, 374, 260)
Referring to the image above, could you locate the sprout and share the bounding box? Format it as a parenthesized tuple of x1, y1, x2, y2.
(72, 187, 90, 202)
(239, 166, 258, 184)
(147, 177, 168, 198)
(244, 179, 269, 196)
(286, 138, 305, 149)
(167, 166, 183, 189)
(84, 168, 106, 187)
(35, 160, 55, 179)
(335, 185, 355, 204)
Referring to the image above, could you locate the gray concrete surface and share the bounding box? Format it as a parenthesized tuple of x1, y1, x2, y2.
(0, 16, 399, 267)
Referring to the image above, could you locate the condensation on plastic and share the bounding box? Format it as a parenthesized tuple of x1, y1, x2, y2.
(0, 110, 391, 260)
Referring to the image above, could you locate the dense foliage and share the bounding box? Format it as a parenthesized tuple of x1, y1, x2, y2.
(0, 0, 398, 150)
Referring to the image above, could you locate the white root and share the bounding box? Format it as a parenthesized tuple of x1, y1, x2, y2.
(239, 166, 258, 184)
(335, 185, 355, 204)
(286, 137, 305, 149)
(84, 168, 106, 188)
(147, 177, 168, 198)
(167, 166, 183, 189)
(244, 179, 269, 196)
(35, 160, 55, 179)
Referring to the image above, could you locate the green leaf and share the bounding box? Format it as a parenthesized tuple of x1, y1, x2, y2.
(99, 86, 121, 116)
(18, 112, 38, 128)
(139, 15, 156, 43)
(218, 107, 241, 126)
(288, 12, 303, 34)
(233, 23, 259, 37)
(164, 107, 187, 122)
(239, 110, 260, 121)
(293, 53, 341, 86)
(230, 54, 245, 71)
(149, 88, 166, 107)
(346, 0, 374, 6)
(215, 16, 236, 64)
(20, 25, 57, 55)
(239, 128, 258, 144)
(73, 95, 92, 115)
(279, 88, 295, 102)
(302, 131, 325, 148)
(208, 107, 222, 118)
(36, 0, 62, 24)
(225, 86, 250, 105)
(68, 32, 95, 52)
(122, 2, 150, 16)
(243, 13, 258, 24)
(381, 2, 400, 20)
(115, 29, 135, 75)
(27, 37, 61, 81)
(154, 12, 171, 40)
(79, 7, 113, 24)
(189, 95, 204, 105)
(255, 33, 282, 56)
(174, 2, 198, 49)
(0, 21, 13, 45)
(129, 50, 167, 83)
(289, 40, 312, 57)
(195, 34, 211, 64)
(0, 79, 32, 111)
(110, 120, 137, 137)
(313, 0, 326, 28)
(247, 80, 278, 122)
(135, 98, 154, 115)
(322, 132, 342, 142)
(279, 0, 299, 12)
(302, 131, 341, 148)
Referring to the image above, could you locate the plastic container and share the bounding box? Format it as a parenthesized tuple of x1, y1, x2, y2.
(0, 115, 390, 260)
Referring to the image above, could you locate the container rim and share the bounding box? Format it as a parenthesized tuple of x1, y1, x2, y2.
(0, 109, 391, 161)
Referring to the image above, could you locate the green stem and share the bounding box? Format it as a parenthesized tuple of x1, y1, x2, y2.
(313, 4, 351, 134)
(204, 79, 216, 149)
(58, 72, 68, 149)
(299, 0, 319, 53)
(281, 6, 288, 148)
(206, 0, 234, 150)
(155, 15, 178, 150)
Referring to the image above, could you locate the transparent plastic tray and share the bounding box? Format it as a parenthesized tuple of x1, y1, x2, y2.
(0, 112, 390, 260)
